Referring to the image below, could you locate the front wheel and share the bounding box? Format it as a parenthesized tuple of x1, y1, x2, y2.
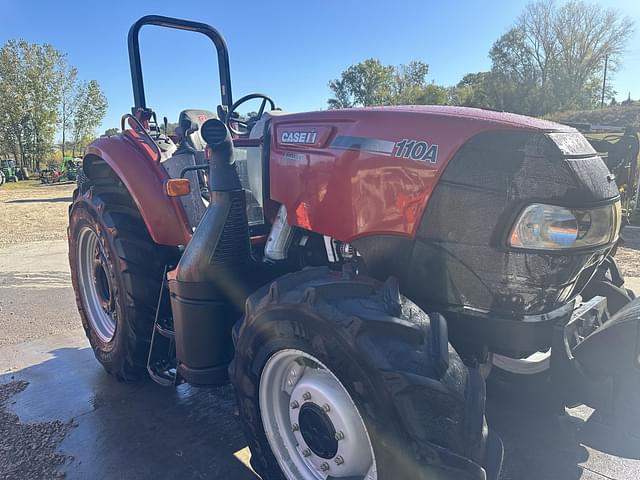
(230, 268, 494, 480)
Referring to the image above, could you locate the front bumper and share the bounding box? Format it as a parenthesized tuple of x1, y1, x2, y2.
(445, 300, 577, 356)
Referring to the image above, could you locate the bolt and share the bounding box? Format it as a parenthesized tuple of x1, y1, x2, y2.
(302, 448, 311, 457)
(292, 423, 299, 432)
(322, 403, 331, 413)
(335, 455, 344, 465)
(302, 392, 312, 401)
(320, 462, 330, 472)
(290, 400, 299, 409)
(334, 431, 345, 441)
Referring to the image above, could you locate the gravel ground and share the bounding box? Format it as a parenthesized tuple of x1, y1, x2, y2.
(0, 381, 74, 480)
(0, 182, 75, 247)
(617, 246, 640, 278)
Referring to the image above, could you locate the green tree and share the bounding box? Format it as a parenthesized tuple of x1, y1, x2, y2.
(71, 80, 108, 157)
(328, 58, 395, 108)
(60, 63, 79, 160)
(0, 40, 66, 170)
(485, 0, 634, 115)
(449, 72, 492, 108)
(101, 127, 119, 137)
(328, 59, 448, 108)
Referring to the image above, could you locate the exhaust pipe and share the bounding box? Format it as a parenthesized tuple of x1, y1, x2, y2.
(169, 119, 250, 385)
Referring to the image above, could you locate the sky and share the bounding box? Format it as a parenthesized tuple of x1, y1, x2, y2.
(2, 0, 639, 134)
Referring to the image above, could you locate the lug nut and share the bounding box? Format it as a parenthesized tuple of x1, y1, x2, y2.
(320, 462, 330, 472)
(334, 431, 345, 441)
(290, 400, 299, 409)
(302, 448, 311, 457)
(292, 423, 299, 432)
(322, 403, 331, 412)
(335, 455, 344, 465)
(302, 392, 312, 401)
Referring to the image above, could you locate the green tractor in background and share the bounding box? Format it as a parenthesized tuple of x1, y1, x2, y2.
(0, 159, 30, 184)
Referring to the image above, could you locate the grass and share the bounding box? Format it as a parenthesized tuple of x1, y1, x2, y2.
(0, 180, 43, 191)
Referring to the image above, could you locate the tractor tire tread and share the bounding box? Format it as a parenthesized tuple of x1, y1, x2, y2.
(231, 267, 487, 479)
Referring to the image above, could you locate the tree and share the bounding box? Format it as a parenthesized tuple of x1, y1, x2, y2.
(71, 80, 108, 157)
(328, 59, 448, 108)
(101, 127, 119, 137)
(60, 63, 79, 160)
(449, 72, 493, 108)
(0, 40, 66, 170)
(485, 0, 634, 115)
(328, 58, 395, 108)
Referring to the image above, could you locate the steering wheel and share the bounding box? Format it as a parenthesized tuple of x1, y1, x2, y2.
(226, 93, 276, 137)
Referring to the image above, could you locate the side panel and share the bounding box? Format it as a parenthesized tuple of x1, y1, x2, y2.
(86, 133, 191, 246)
(268, 108, 554, 242)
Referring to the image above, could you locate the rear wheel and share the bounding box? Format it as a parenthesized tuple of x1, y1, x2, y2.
(0, 172, 5, 186)
(68, 161, 170, 380)
(230, 268, 490, 480)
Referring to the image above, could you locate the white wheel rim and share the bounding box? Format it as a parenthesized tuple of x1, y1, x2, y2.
(259, 349, 377, 480)
(492, 350, 551, 375)
(77, 226, 117, 343)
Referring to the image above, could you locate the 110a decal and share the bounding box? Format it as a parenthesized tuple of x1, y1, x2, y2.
(394, 139, 438, 163)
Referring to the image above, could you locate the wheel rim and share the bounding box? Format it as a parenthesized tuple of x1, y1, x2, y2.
(492, 350, 551, 375)
(259, 349, 377, 480)
(77, 226, 117, 343)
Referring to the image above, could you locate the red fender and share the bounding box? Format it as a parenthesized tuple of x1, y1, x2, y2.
(85, 132, 191, 246)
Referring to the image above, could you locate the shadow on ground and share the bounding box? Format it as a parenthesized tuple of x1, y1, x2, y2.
(6, 197, 73, 204)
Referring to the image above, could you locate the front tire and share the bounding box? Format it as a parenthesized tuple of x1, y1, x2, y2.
(68, 163, 169, 380)
(230, 268, 491, 480)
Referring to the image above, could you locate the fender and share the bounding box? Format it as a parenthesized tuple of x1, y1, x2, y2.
(85, 133, 192, 246)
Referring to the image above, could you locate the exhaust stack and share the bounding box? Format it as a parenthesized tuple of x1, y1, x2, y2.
(169, 119, 250, 385)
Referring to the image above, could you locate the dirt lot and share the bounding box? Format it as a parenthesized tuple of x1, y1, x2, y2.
(0, 181, 75, 248)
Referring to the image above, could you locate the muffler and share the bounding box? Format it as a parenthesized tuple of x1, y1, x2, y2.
(168, 119, 251, 385)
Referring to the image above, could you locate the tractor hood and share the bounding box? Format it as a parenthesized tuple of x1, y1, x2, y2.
(268, 106, 620, 344)
(269, 105, 583, 241)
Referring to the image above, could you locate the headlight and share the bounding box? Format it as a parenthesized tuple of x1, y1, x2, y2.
(509, 202, 620, 250)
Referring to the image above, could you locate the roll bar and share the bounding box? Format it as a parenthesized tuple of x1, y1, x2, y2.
(128, 15, 233, 112)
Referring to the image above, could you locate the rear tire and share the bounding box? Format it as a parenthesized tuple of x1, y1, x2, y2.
(230, 267, 490, 480)
(68, 162, 170, 380)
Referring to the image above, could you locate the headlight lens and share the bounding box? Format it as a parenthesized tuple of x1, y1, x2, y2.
(509, 202, 620, 250)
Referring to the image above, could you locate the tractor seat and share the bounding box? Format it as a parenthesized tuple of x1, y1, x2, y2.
(175, 109, 216, 151)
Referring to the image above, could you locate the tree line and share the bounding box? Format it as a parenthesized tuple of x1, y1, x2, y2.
(328, 1, 635, 116)
(0, 40, 107, 172)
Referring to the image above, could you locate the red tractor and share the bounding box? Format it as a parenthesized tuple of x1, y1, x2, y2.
(68, 16, 640, 480)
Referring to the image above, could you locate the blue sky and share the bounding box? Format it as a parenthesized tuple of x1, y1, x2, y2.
(2, 0, 639, 134)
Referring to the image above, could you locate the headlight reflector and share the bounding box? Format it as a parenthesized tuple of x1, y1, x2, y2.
(509, 202, 619, 250)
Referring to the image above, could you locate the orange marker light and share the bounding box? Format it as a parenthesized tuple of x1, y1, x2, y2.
(165, 179, 191, 197)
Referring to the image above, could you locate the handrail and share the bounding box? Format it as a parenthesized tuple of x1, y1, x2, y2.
(128, 15, 233, 112)
(121, 113, 162, 162)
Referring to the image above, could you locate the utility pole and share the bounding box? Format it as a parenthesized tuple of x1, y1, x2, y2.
(600, 55, 608, 108)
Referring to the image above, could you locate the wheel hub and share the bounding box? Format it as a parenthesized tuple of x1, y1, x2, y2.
(77, 227, 117, 343)
(298, 403, 338, 459)
(259, 349, 377, 480)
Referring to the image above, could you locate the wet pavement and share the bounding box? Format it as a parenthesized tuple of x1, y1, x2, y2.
(1, 240, 640, 479)
(0, 332, 256, 479)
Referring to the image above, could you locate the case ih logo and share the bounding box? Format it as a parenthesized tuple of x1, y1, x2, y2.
(281, 130, 318, 144)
